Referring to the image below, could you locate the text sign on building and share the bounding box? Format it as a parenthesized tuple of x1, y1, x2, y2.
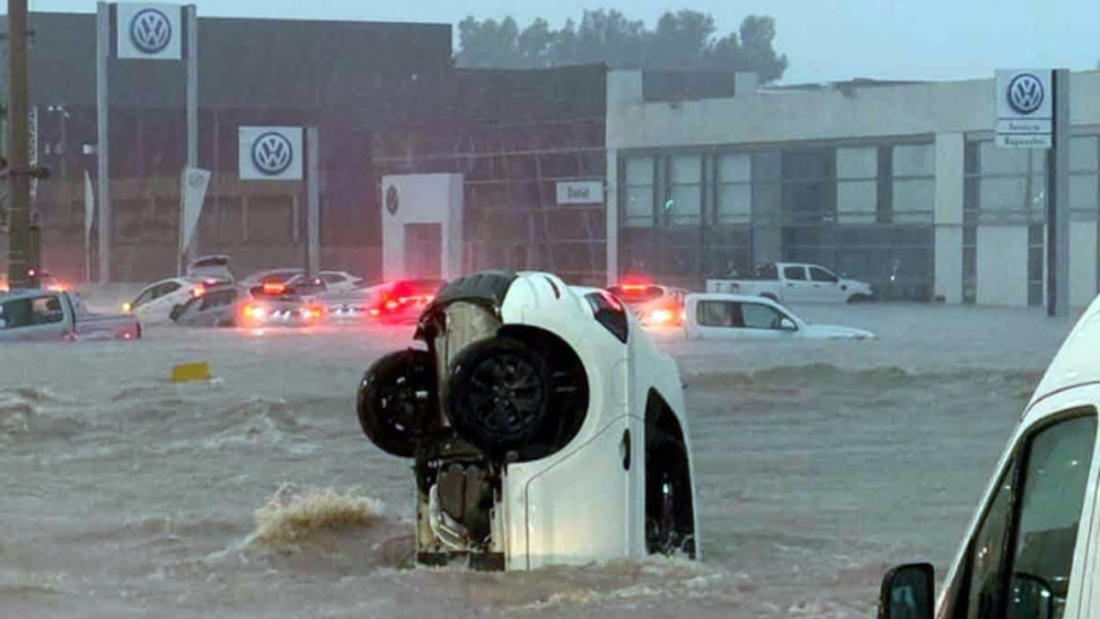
(556, 180, 604, 205)
(995, 69, 1053, 149)
(238, 127, 304, 181)
(116, 3, 183, 60)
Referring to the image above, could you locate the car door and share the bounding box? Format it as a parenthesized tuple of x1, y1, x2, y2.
(807, 266, 844, 303)
(193, 288, 239, 327)
(935, 397, 1100, 619)
(0, 294, 71, 342)
(781, 265, 813, 303)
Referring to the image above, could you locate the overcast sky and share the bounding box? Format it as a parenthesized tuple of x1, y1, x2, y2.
(24, 0, 1100, 84)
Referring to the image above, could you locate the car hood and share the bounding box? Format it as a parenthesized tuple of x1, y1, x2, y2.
(802, 323, 876, 339)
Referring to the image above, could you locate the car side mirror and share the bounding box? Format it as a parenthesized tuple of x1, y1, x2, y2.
(779, 317, 797, 331)
(878, 563, 934, 619)
(1009, 572, 1055, 619)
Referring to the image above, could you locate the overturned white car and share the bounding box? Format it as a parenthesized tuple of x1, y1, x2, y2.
(356, 270, 700, 571)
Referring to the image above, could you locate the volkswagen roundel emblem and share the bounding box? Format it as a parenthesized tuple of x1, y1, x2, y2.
(129, 8, 172, 55)
(187, 171, 205, 188)
(385, 185, 400, 216)
(1007, 73, 1045, 115)
(251, 132, 294, 176)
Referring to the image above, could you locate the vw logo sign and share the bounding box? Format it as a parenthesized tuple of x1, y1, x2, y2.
(129, 8, 172, 55)
(1007, 73, 1045, 115)
(251, 132, 294, 176)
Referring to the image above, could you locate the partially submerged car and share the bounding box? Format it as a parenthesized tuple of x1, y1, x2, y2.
(607, 279, 688, 327)
(878, 295, 1100, 619)
(366, 278, 446, 324)
(683, 293, 875, 340)
(169, 281, 324, 328)
(356, 270, 699, 571)
(0, 289, 141, 342)
(123, 277, 209, 323)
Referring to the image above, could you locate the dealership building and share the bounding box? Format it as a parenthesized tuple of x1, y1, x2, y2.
(3, 10, 1099, 307)
(604, 70, 1100, 307)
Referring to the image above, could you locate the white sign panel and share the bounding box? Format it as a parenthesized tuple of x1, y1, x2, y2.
(117, 3, 182, 60)
(180, 167, 211, 251)
(238, 127, 304, 181)
(995, 69, 1053, 149)
(556, 180, 604, 205)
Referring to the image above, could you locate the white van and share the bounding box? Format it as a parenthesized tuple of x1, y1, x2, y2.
(878, 296, 1100, 619)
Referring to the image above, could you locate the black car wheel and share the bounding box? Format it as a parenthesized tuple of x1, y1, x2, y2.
(445, 337, 553, 459)
(357, 348, 439, 458)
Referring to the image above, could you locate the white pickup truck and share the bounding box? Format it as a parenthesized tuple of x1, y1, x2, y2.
(705, 262, 874, 304)
(0, 289, 142, 342)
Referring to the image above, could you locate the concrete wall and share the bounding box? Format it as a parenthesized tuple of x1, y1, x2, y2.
(1070, 221, 1098, 308)
(380, 174, 464, 281)
(934, 133, 965, 304)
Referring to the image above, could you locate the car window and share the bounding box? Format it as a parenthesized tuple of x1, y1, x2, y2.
(742, 303, 784, 329)
(321, 273, 344, 284)
(31, 296, 65, 325)
(809, 267, 839, 283)
(177, 295, 203, 317)
(783, 266, 807, 281)
(152, 281, 182, 299)
(200, 289, 237, 311)
(696, 300, 743, 327)
(132, 286, 158, 308)
(941, 411, 1097, 619)
(0, 298, 33, 328)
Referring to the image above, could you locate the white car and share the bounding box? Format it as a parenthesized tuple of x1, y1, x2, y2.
(684, 293, 875, 339)
(877, 294, 1100, 619)
(123, 277, 208, 324)
(240, 268, 363, 293)
(356, 270, 700, 571)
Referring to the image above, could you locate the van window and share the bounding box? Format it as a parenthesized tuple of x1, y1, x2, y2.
(941, 410, 1096, 619)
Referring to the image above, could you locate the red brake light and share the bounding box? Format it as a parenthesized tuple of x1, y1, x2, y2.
(263, 282, 286, 295)
(192, 284, 205, 297)
(620, 284, 647, 292)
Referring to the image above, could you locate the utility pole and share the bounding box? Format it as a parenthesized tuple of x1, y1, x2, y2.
(6, 0, 35, 289)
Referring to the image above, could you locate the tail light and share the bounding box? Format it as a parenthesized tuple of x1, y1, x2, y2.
(192, 284, 206, 297)
(122, 302, 133, 313)
(301, 306, 323, 321)
(262, 282, 286, 295)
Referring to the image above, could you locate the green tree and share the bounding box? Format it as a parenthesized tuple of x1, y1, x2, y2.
(455, 8, 789, 83)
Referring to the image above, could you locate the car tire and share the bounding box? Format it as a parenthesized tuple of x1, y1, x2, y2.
(847, 293, 871, 304)
(445, 337, 554, 460)
(357, 348, 439, 458)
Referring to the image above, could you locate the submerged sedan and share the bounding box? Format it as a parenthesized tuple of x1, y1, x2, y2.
(169, 281, 324, 328)
(683, 293, 875, 340)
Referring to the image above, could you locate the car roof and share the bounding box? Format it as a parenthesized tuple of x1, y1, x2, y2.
(686, 292, 783, 304)
(1026, 295, 1100, 418)
(0, 288, 65, 301)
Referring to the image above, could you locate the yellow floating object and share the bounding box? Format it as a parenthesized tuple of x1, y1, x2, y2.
(172, 361, 212, 383)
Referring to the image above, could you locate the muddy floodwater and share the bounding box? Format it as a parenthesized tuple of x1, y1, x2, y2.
(0, 301, 1077, 618)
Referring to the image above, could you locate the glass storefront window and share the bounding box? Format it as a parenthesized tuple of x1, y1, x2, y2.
(1070, 136, 1099, 173)
(837, 180, 877, 223)
(717, 184, 752, 224)
(718, 153, 751, 183)
(893, 144, 934, 177)
(837, 147, 877, 179)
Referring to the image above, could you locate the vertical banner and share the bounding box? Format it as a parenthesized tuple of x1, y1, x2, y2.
(180, 167, 210, 253)
(238, 127, 304, 181)
(28, 106, 38, 205)
(116, 3, 183, 60)
(84, 171, 95, 281)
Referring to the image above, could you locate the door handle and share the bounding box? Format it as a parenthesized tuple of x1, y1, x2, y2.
(620, 429, 631, 471)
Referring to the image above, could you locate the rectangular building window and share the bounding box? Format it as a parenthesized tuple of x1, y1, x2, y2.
(893, 144, 935, 177)
(716, 152, 751, 224)
(668, 154, 702, 226)
(891, 143, 934, 223)
(623, 156, 654, 228)
(1070, 136, 1099, 221)
(836, 146, 877, 224)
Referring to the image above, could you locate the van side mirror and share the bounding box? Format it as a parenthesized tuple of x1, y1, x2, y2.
(878, 563, 934, 619)
(1009, 572, 1055, 619)
(779, 317, 797, 331)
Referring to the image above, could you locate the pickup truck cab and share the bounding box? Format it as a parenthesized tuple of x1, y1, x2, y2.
(878, 294, 1100, 619)
(706, 262, 873, 304)
(0, 289, 141, 342)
